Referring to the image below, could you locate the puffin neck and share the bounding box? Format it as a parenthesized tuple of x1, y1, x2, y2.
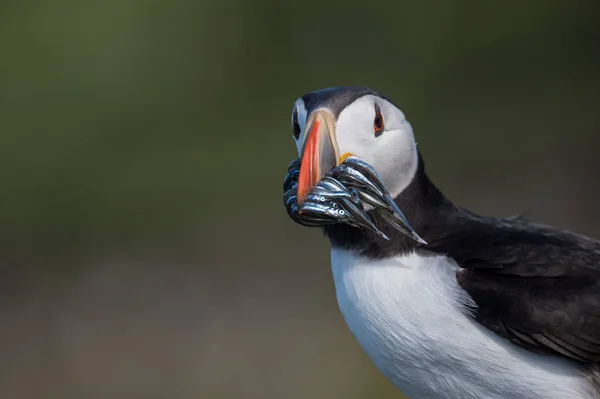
(323, 152, 457, 259)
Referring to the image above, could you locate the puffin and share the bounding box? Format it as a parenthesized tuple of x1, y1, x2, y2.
(285, 86, 600, 399)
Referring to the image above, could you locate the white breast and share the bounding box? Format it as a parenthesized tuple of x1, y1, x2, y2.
(331, 248, 594, 399)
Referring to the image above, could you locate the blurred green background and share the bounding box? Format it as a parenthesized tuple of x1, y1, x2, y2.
(1, 1, 599, 398)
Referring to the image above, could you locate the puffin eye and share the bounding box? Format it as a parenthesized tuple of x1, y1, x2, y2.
(373, 103, 384, 137)
(292, 109, 301, 140)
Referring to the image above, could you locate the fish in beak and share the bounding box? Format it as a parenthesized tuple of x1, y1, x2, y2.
(290, 111, 426, 245)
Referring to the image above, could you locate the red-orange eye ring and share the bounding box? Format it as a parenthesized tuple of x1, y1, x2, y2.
(374, 103, 384, 137)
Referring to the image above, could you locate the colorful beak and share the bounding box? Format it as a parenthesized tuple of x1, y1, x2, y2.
(297, 110, 339, 204)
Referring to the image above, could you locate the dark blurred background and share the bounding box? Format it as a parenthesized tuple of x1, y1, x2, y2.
(1, 1, 599, 398)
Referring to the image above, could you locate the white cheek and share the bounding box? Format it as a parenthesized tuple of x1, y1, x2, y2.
(337, 121, 372, 154)
(340, 124, 417, 199)
(375, 125, 418, 198)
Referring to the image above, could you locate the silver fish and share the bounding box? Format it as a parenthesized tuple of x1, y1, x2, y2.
(282, 156, 426, 245)
(333, 157, 427, 244)
(318, 176, 352, 193)
(311, 177, 352, 199)
(330, 165, 386, 199)
(339, 189, 389, 240)
(299, 201, 349, 222)
(355, 189, 395, 212)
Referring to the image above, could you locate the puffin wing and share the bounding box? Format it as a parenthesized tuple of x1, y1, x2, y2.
(450, 218, 600, 363)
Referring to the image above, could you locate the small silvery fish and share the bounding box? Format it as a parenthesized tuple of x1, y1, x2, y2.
(283, 156, 426, 244)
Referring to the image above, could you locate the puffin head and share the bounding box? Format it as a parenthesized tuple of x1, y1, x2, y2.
(291, 86, 418, 204)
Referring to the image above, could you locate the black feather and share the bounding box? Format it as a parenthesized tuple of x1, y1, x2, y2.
(325, 151, 600, 365)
